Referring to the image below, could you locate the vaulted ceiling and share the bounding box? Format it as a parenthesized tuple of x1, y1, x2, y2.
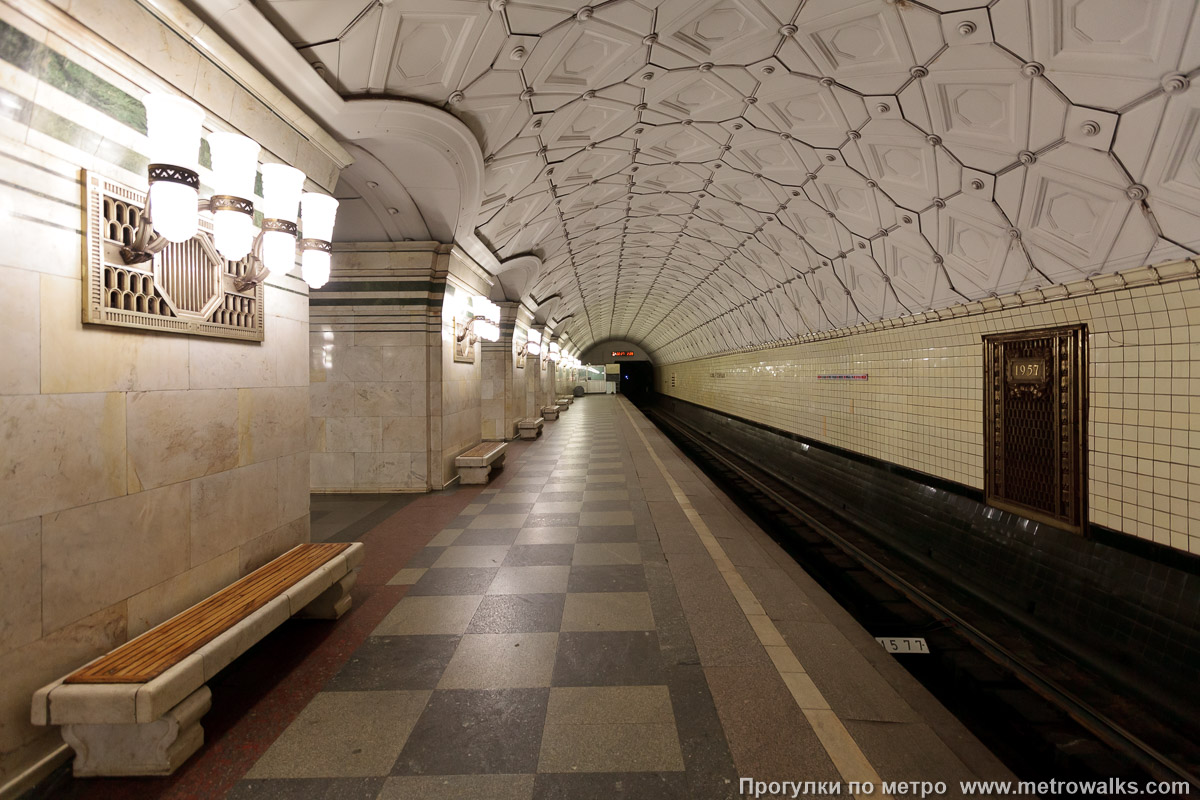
(253, 0, 1200, 362)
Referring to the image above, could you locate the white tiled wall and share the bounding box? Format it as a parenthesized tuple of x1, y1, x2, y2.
(659, 274, 1200, 556)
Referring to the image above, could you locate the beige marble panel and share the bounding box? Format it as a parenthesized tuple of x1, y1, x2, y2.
(190, 459, 280, 566)
(42, 482, 190, 633)
(264, 282, 310, 325)
(0, 266, 39, 395)
(192, 56, 237, 122)
(311, 452, 354, 491)
(311, 380, 356, 417)
(0, 392, 126, 526)
(273, 316, 310, 388)
(353, 383, 414, 417)
(354, 452, 414, 489)
(333, 346, 386, 383)
(41, 276, 189, 394)
(326, 417, 383, 453)
(239, 515, 309, 575)
(64, 0, 201, 93)
(229, 83, 300, 166)
(238, 386, 309, 465)
(309, 417, 327, 452)
(126, 549, 240, 638)
(126, 389, 238, 492)
(189, 335, 275, 390)
(380, 346, 426, 379)
(383, 417, 426, 453)
(276, 452, 310, 525)
(0, 604, 126, 756)
(0, 517, 41, 652)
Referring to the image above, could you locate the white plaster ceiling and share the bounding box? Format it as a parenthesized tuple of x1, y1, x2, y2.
(255, 0, 1200, 361)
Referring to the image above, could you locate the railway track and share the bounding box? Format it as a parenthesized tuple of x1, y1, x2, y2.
(644, 404, 1197, 795)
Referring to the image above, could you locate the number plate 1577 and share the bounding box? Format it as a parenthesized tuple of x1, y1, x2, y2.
(876, 637, 929, 654)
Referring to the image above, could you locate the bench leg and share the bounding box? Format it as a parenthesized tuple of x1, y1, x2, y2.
(62, 686, 211, 777)
(297, 571, 356, 619)
(458, 465, 491, 484)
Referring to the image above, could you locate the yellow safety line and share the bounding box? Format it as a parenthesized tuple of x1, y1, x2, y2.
(618, 398, 890, 800)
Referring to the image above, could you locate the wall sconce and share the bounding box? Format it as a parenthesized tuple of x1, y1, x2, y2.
(546, 342, 561, 364)
(515, 329, 540, 369)
(120, 92, 337, 291)
(452, 294, 500, 362)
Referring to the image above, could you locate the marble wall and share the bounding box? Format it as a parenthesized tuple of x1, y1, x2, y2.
(437, 252, 491, 485)
(309, 244, 441, 492)
(480, 303, 520, 441)
(658, 260, 1200, 557)
(0, 0, 346, 792)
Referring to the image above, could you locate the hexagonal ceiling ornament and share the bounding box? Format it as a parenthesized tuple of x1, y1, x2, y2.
(260, 0, 1200, 359)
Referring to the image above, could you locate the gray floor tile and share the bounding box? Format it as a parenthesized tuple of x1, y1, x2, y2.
(469, 513, 529, 529)
(562, 592, 656, 631)
(379, 774, 534, 800)
(515, 527, 579, 545)
(568, 565, 648, 593)
(453, 528, 520, 546)
(489, 566, 572, 595)
(387, 568, 427, 585)
(523, 512, 581, 528)
(374, 595, 483, 636)
(408, 567, 498, 596)
(437, 632, 559, 689)
(579, 510, 635, 526)
(532, 772, 689, 800)
(431, 545, 510, 568)
(228, 778, 385, 800)
(407, 548, 446, 568)
(576, 525, 638, 543)
(552, 631, 665, 686)
(504, 544, 575, 566)
(328, 635, 460, 691)
(582, 490, 629, 502)
(426, 529, 462, 547)
(545, 685, 675, 724)
(491, 492, 541, 504)
(538, 723, 684, 773)
(572, 542, 642, 565)
(531, 501, 583, 514)
(468, 593, 566, 633)
(247, 691, 430, 778)
(393, 688, 549, 775)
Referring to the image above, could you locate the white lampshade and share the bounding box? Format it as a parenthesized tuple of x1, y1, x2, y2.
(260, 163, 305, 276)
(207, 132, 260, 261)
(143, 92, 205, 243)
(300, 192, 339, 290)
(548, 342, 560, 362)
(526, 329, 541, 356)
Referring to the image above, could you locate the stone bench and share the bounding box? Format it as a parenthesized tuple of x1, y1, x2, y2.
(32, 542, 363, 777)
(555, 398, 570, 412)
(557, 395, 573, 405)
(542, 405, 560, 421)
(517, 417, 544, 440)
(455, 441, 508, 484)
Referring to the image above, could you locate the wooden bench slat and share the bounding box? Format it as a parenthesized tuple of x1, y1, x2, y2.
(82, 546, 321, 677)
(64, 544, 351, 685)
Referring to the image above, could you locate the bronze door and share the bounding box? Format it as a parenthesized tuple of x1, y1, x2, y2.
(983, 325, 1087, 534)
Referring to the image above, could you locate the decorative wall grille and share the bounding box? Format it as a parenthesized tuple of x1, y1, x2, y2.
(983, 325, 1087, 534)
(83, 170, 264, 341)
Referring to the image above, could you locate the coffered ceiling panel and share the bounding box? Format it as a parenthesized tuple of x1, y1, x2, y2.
(256, 0, 1200, 361)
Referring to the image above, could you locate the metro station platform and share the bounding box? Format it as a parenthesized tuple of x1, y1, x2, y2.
(34, 395, 1012, 800)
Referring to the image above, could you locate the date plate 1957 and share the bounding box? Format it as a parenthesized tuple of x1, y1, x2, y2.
(1008, 357, 1047, 384)
(876, 637, 930, 654)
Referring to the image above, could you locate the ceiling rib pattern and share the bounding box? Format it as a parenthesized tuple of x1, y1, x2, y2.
(260, 0, 1200, 362)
